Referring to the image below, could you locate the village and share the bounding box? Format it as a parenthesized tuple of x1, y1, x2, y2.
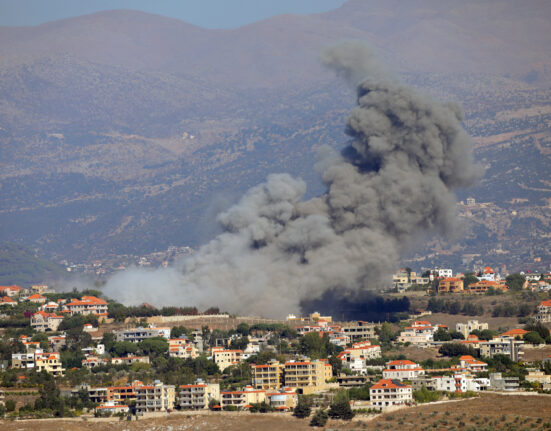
(0, 266, 550, 426)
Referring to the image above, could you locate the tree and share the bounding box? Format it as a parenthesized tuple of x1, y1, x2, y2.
(376, 322, 397, 344)
(5, 399, 15, 412)
(506, 273, 526, 291)
(139, 337, 169, 356)
(230, 336, 249, 351)
(328, 390, 354, 420)
(463, 273, 478, 290)
(433, 327, 452, 341)
(236, 323, 250, 336)
(524, 322, 551, 343)
(112, 341, 138, 357)
(329, 354, 342, 375)
(310, 409, 329, 427)
(524, 331, 545, 345)
(438, 343, 478, 358)
(293, 396, 311, 419)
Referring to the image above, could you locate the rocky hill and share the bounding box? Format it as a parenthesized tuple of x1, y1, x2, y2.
(0, 0, 550, 271)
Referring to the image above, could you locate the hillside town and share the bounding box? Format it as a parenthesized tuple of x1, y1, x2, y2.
(0, 266, 550, 423)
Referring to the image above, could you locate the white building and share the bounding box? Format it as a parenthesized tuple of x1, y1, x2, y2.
(456, 320, 489, 339)
(383, 360, 425, 380)
(369, 379, 412, 410)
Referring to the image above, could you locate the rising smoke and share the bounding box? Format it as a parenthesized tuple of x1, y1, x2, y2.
(103, 42, 482, 318)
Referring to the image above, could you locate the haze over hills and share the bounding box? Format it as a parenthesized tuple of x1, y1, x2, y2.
(0, 0, 550, 272)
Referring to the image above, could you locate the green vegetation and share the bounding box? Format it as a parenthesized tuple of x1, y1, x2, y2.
(310, 409, 329, 427)
(0, 243, 68, 286)
(328, 390, 354, 420)
(293, 396, 312, 419)
(413, 387, 440, 403)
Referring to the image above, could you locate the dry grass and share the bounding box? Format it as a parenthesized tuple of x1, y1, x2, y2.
(2, 393, 550, 431)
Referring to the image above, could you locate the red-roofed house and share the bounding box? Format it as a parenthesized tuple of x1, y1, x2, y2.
(0, 296, 17, 306)
(30, 311, 64, 332)
(383, 360, 425, 380)
(500, 328, 529, 339)
(369, 379, 412, 410)
(65, 296, 108, 316)
(0, 285, 24, 297)
(457, 355, 488, 372)
(26, 293, 46, 304)
(397, 321, 436, 345)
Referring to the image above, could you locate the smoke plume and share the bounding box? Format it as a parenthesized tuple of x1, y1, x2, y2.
(103, 42, 482, 318)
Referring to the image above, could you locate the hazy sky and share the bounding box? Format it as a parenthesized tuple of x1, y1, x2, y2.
(0, 0, 348, 28)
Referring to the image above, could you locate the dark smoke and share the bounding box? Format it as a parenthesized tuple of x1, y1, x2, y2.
(103, 42, 482, 318)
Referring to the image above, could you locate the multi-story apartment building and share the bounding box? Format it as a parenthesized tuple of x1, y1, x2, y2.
(489, 373, 519, 391)
(412, 374, 489, 393)
(437, 277, 464, 293)
(12, 350, 64, 376)
(115, 326, 171, 343)
(212, 348, 243, 372)
(383, 360, 425, 380)
(341, 321, 377, 342)
(251, 361, 285, 390)
(466, 280, 506, 294)
(179, 380, 220, 410)
(135, 381, 175, 414)
(220, 386, 266, 408)
(479, 337, 524, 362)
(369, 379, 412, 410)
(283, 359, 332, 394)
(65, 296, 108, 317)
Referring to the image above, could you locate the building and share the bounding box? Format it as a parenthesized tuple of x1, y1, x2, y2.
(30, 311, 64, 332)
(413, 374, 489, 393)
(438, 278, 464, 293)
(525, 371, 551, 389)
(252, 361, 285, 390)
(65, 296, 108, 317)
(397, 321, 435, 345)
(383, 360, 425, 380)
(479, 337, 524, 362)
(115, 326, 171, 343)
(212, 348, 243, 372)
(489, 373, 519, 391)
(434, 268, 453, 278)
(0, 285, 24, 297)
(25, 293, 47, 304)
(478, 267, 497, 281)
(457, 355, 488, 373)
(284, 359, 331, 394)
(369, 379, 412, 410)
(111, 356, 150, 365)
(34, 352, 64, 376)
(179, 380, 220, 410)
(500, 328, 529, 339)
(337, 341, 382, 370)
(341, 321, 377, 342)
(95, 402, 129, 415)
(535, 300, 551, 323)
(220, 386, 266, 408)
(82, 356, 109, 369)
(135, 381, 175, 414)
(0, 296, 17, 306)
(456, 320, 488, 339)
(466, 280, 506, 294)
(266, 388, 298, 410)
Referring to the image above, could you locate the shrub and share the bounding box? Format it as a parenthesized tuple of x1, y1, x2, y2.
(310, 409, 328, 427)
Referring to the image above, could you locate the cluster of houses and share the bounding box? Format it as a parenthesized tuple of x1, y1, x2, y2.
(391, 267, 551, 295)
(1, 283, 550, 416)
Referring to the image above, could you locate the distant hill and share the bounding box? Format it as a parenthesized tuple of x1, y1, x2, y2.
(0, 1, 550, 269)
(0, 243, 68, 286)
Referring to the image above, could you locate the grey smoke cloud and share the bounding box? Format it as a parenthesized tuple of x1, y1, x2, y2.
(103, 42, 483, 318)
